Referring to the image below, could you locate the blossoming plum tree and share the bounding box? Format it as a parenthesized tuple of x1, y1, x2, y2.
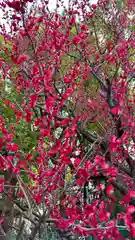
(0, 0, 135, 239)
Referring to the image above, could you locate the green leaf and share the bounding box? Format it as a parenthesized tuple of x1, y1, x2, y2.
(119, 229, 129, 238)
(0, 35, 4, 44)
(111, 152, 118, 157)
(21, 172, 30, 183)
(117, 0, 122, 9)
(31, 166, 38, 174)
(70, 26, 77, 35)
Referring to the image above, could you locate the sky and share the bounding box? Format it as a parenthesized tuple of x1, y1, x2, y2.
(0, 0, 97, 31)
(48, 0, 97, 10)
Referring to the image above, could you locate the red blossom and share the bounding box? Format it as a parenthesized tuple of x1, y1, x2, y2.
(0, 184, 3, 193)
(7, 143, 18, 152)
(55, 219, 73, 230)
(91, 4, 97, 9)
(33, 193, 42, 205)
(74, 158, 81, 167)
(7, 1, 22, 11)
(106, 185, 114, 196)
(0, 217, 4, 224)
(17, 55, 29, 64)
(13, 167, 20, 174)
(72, 35, 81, 45)
(44, 169, 54, 177)
(111, 107, 122, 116)
(129, 191, 135, 198)
(61, 155, 70, 164)
(95, 155, 105, 164)
(64, 76, 71, 84)
(29, 94, 37, 108)
(25, 110, 32, 123)
(126, 205, 135, 214)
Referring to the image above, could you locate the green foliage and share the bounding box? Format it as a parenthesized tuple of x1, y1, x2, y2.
(87, 122, 100, 132)
(0, 78, 38, 154)
(0, 35, 13, 63)
(117, 0, 123, 8)
(70, 26, 77, 35)
(21, 171, 30, 183)
(14, 119, 38, 153)
(84, 76, 100, 92)
(0, 99, 16, 126)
